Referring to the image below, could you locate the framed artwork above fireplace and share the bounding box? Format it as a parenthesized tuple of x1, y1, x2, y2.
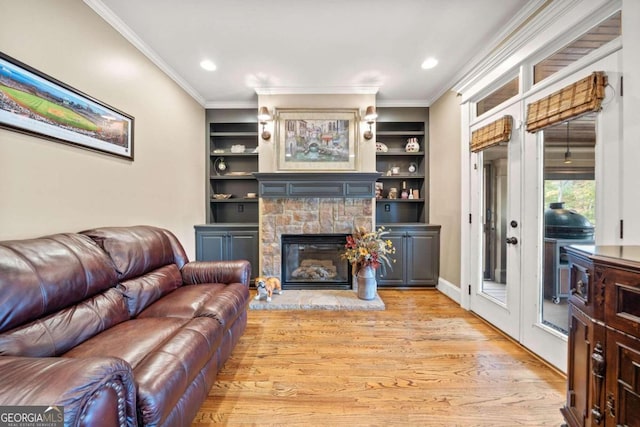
(274, 108, 359, 171)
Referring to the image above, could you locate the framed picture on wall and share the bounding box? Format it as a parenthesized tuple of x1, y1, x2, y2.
(275, 108, 359, 171)
(0, 51, 134, 160)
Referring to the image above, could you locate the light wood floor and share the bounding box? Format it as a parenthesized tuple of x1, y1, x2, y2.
(193, 289, 566, 426)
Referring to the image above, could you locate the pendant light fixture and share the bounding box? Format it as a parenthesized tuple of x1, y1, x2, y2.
(563, 121, 572, 164)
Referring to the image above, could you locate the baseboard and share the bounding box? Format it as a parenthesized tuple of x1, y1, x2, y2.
(436, 277, 461, 304)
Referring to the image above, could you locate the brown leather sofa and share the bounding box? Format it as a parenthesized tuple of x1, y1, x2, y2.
(0, 225, 251, 427)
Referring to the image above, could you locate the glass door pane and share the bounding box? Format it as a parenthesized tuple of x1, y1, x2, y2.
(541, 116, 596, 333)
(482, 144, 509, 304)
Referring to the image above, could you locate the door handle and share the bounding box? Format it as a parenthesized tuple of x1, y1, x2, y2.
(505, 237, 518, 245)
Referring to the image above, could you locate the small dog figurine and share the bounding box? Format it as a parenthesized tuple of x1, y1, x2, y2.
(254, 276, 283, 302)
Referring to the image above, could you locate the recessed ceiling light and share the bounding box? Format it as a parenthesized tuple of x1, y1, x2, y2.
(200, 60, 217, 71)
(421, 58, 438, 70)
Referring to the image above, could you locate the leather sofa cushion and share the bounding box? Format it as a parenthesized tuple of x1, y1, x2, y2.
(82, 226, 189, 281)
(0, 288, 129, 357)
(64, 316, 222, 426)
(0, 233, 118, 333)
(138, 283, 249, 328)
(118, 264, 182, 317)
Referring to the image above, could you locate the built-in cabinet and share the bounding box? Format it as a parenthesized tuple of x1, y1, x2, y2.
(375, 107, 429, 224)
(197, 107, 440, 288)
(562, 245, 640, 427)
(197, 109, 258, 267)
(194, 224, 258, 271)
(207, 109, 259, 224)
(376, 225, 441, 287)
(374, 107, 439, 287)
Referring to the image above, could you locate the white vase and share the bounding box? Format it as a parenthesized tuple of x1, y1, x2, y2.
(357, 265, 377, 300)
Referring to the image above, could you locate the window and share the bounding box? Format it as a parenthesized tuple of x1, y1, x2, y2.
(476, 76, 519, 117)
(534, 11, 621, 84)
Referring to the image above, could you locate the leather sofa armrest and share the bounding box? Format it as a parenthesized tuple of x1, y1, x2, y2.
(0, 356, 137, 427)
(181, 260, 251, 287)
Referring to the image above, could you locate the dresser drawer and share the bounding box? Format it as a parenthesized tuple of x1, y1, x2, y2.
(567, 249, 603, 320)
(605, 268, 640, 337)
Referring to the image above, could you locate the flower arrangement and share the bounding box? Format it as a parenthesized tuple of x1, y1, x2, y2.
(342, 226, 395, 274)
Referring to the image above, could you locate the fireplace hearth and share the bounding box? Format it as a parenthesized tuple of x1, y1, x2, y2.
(281, 234, 352, 289)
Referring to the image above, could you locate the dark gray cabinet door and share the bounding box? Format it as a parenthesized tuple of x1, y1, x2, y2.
(196, 232, 226, 261)
(407, 231, 440, 285)
(228, 231, 259, 268)
(377, 232, 404, 285)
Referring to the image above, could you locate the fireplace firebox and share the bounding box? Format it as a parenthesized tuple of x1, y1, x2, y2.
(281, 234, 352, 289)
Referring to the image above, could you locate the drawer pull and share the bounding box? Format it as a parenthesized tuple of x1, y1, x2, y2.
(591, 342, 605, 424)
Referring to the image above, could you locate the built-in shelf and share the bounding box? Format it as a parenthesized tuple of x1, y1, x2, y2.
(210, 132, 258, 137)
(209, 152, 258, 156)
(376, 131, 425, 136)
(376, 151, 425, 156)
(210, 198, 258, 203)
(209, 175, 256, 180)
(377, 175, 425, 179)
(377, 199, 425, 202)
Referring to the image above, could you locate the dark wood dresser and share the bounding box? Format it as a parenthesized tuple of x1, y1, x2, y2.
(562, 245, 640, 427)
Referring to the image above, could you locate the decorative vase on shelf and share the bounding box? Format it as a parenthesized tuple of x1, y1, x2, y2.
(357, 265, 377, 300)
(405, 137, 420, 152)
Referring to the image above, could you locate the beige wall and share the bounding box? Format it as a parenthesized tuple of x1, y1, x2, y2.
(0, 0, 205, 258)
(429, 90, 461, 286)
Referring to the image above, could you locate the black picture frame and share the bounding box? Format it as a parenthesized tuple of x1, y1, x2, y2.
(0, 51, 134, 160)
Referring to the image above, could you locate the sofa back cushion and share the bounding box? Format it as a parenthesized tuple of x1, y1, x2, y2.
(0, 233, 119, 333)
(82, 226, 189, 281)
(118, 264, 182, 317)
(0, 288, 129, 357)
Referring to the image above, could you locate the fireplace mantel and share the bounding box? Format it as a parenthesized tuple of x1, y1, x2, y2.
(254, 172, 382, 198)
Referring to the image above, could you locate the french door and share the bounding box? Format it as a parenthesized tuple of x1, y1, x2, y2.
(469, 103, 569, 370)
(469, 104, 522, 340)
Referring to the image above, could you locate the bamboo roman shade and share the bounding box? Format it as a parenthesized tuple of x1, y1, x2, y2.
(470, 115, 513, 153)
(526, 71, 607, 133)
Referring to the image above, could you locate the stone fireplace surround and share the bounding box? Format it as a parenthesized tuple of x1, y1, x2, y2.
(255, 172, 381, 280)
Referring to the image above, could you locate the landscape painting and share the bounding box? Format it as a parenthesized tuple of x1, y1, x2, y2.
(0, 52, 134, 160)
(276, 108, 359, 171)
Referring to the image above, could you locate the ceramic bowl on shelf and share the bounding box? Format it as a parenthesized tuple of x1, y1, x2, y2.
(376, 142, 388, 152)
(212, 194, 232, 199)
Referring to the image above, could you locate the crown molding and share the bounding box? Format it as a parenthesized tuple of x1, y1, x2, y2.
(204, 101, 259, 109)
(254, 86, 379, 96)
(375, 99, 431, 108)
(453, 0, 619, 101)
(83, 0, 206, 106)
(448, 0, 572, 96)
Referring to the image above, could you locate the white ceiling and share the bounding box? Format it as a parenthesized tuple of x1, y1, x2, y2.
(88, 0, 535, 108)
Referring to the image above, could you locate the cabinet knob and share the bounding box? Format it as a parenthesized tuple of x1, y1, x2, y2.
(505, 237, 518, 245)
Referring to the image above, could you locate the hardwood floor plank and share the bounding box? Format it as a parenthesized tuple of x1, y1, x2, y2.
(193, 289, 565, 426)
